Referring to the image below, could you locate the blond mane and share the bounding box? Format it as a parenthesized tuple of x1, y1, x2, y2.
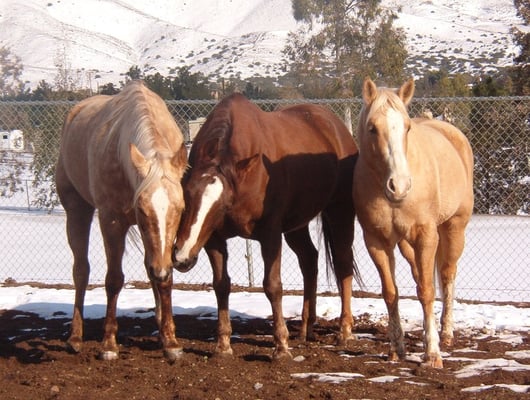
(100, 80, 184, 204)
(360, 86, 409, 131)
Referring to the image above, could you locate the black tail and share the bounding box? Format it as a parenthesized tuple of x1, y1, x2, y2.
(321, 213, 364, 292)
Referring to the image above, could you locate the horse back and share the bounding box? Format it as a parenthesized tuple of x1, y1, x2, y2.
(191, 94, 357, 236)
(57, 95, 114, 206)
(414, 118, 474, 187)
(412, 118, 474, 219)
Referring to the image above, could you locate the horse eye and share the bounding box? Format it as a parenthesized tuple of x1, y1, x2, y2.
(367, 124, 376, 135)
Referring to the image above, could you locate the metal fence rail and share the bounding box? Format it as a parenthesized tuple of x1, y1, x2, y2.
(0, 97, 529, 302)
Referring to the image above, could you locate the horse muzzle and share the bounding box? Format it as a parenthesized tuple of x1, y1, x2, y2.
(385, 175, 412, 203)
(171, 247, 198, 273)
(172, 257, 198, 273)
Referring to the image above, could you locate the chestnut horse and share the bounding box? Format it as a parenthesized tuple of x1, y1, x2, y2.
(55, 81, 187, 362)
(353, 78, 474, 368)
(172, 93, 361, 359)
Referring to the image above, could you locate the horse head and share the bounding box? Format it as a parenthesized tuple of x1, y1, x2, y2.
(172, 135, 261, 273)
(360, 77, 415, 203)
(130, 143, 186, 282)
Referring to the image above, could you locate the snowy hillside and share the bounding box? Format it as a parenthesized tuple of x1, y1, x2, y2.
(0, 0, 525, 90)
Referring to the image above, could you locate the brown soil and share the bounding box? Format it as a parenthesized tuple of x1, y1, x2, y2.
(0, 291, 529, 400)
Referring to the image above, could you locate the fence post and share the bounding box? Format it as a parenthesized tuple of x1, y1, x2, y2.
(25, 180, 30, 211)
(245, 239, 255, 287)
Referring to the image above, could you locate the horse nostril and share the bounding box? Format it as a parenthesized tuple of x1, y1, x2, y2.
(388, 178, 396, 193)
(171, 246, 179, 264)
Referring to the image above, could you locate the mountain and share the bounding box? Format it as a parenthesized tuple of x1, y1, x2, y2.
(0, 0, 525, 91)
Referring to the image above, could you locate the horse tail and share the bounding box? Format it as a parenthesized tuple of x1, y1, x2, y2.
(320, 213, 364, 292)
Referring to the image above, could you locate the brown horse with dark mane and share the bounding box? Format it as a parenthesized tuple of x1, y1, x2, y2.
(56, 80, 187, 362)
(172, 93, 361, 359)
(353, 78, 474, 368)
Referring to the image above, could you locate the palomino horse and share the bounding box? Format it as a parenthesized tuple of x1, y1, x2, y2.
(55, 81, 187, 362)
(172, 93, 361, 359)
(353, 78, 474, 368)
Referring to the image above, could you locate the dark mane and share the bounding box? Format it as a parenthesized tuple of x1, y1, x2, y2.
(189, 94, 251, 188)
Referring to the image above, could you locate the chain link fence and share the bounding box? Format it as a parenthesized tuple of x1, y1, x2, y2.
(0, 97, 529, 302)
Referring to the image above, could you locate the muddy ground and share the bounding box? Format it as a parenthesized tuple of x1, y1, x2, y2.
(0, 289, 529, 400)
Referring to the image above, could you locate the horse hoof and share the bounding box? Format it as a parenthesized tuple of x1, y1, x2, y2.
(387, 350, 402, 362)
(272, 350, 293, 361)
(336, 333, 355, 346)
(99, 350, 119, 361)
(66, 338, 82, 353)
(305, 333, 316, 342)
(164, 347, 184, 363)
(214, 346, 234, 357)
(441, 335, 454, 348)
(422, 354, 443, 368)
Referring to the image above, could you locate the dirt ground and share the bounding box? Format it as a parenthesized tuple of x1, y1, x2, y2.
(0, 289, 529, 400)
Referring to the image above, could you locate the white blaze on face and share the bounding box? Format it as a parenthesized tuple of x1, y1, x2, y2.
(151, 185, 170, 252)
(175, 175, 223, 262)
(385, 108, 411, 194)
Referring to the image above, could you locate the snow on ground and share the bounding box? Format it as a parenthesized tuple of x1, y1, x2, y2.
(0, 284, 529, 391)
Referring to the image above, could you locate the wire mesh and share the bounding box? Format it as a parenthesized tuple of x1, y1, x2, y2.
(0, 97, 528, 302)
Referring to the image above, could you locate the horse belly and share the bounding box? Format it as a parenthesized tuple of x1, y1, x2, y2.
(283, 164, 341, 231)
(57, 141, 96, 207)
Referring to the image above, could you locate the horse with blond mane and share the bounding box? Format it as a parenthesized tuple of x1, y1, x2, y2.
(56, 80, 187, 362)
(353, 78, 474, 368)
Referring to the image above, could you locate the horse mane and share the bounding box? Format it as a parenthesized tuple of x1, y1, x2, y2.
(189, 93, 245, 188)
(361, 86, 409, 129)
(101, 80, 183, 204)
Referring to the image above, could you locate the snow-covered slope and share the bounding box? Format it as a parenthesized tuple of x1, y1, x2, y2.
(0, 0, 525, 90)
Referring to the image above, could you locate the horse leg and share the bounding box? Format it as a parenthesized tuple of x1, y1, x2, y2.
(98, 212, 128, 360)
(150, 275, 181, 362)
(205, 234, 233, 356)
(412, 226, 443, 368)
(261, 234, 291, 360)
(321, 206, 355, 345)
(437, 216, 467, 348)
(365, 234, 404, 361)
(284, 227, 317, 341)
(62, 197, 94, 353)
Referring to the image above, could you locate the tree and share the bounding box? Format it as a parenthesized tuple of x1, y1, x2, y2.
(125, 65, 143, 81)
(283, 0, 408, 97)
(415, 69, 471, 97)
(0, 46, 24, 99)
(509, 0, 530, 95)
(98, 82, 120, 95)
(31, 80, 55, 100)
(472, 74, 512, 97)
(170, 66, 211, 100)
(144, 72, 172, 99)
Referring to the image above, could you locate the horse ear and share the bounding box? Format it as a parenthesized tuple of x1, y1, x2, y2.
(130, 143, 150, 178)
(398, 78, 415, 106)
(171, 145, 188, 170)
(362, 77, 378, 105)
(201, 138, 221, 161)
(235, 154, 260, 177)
